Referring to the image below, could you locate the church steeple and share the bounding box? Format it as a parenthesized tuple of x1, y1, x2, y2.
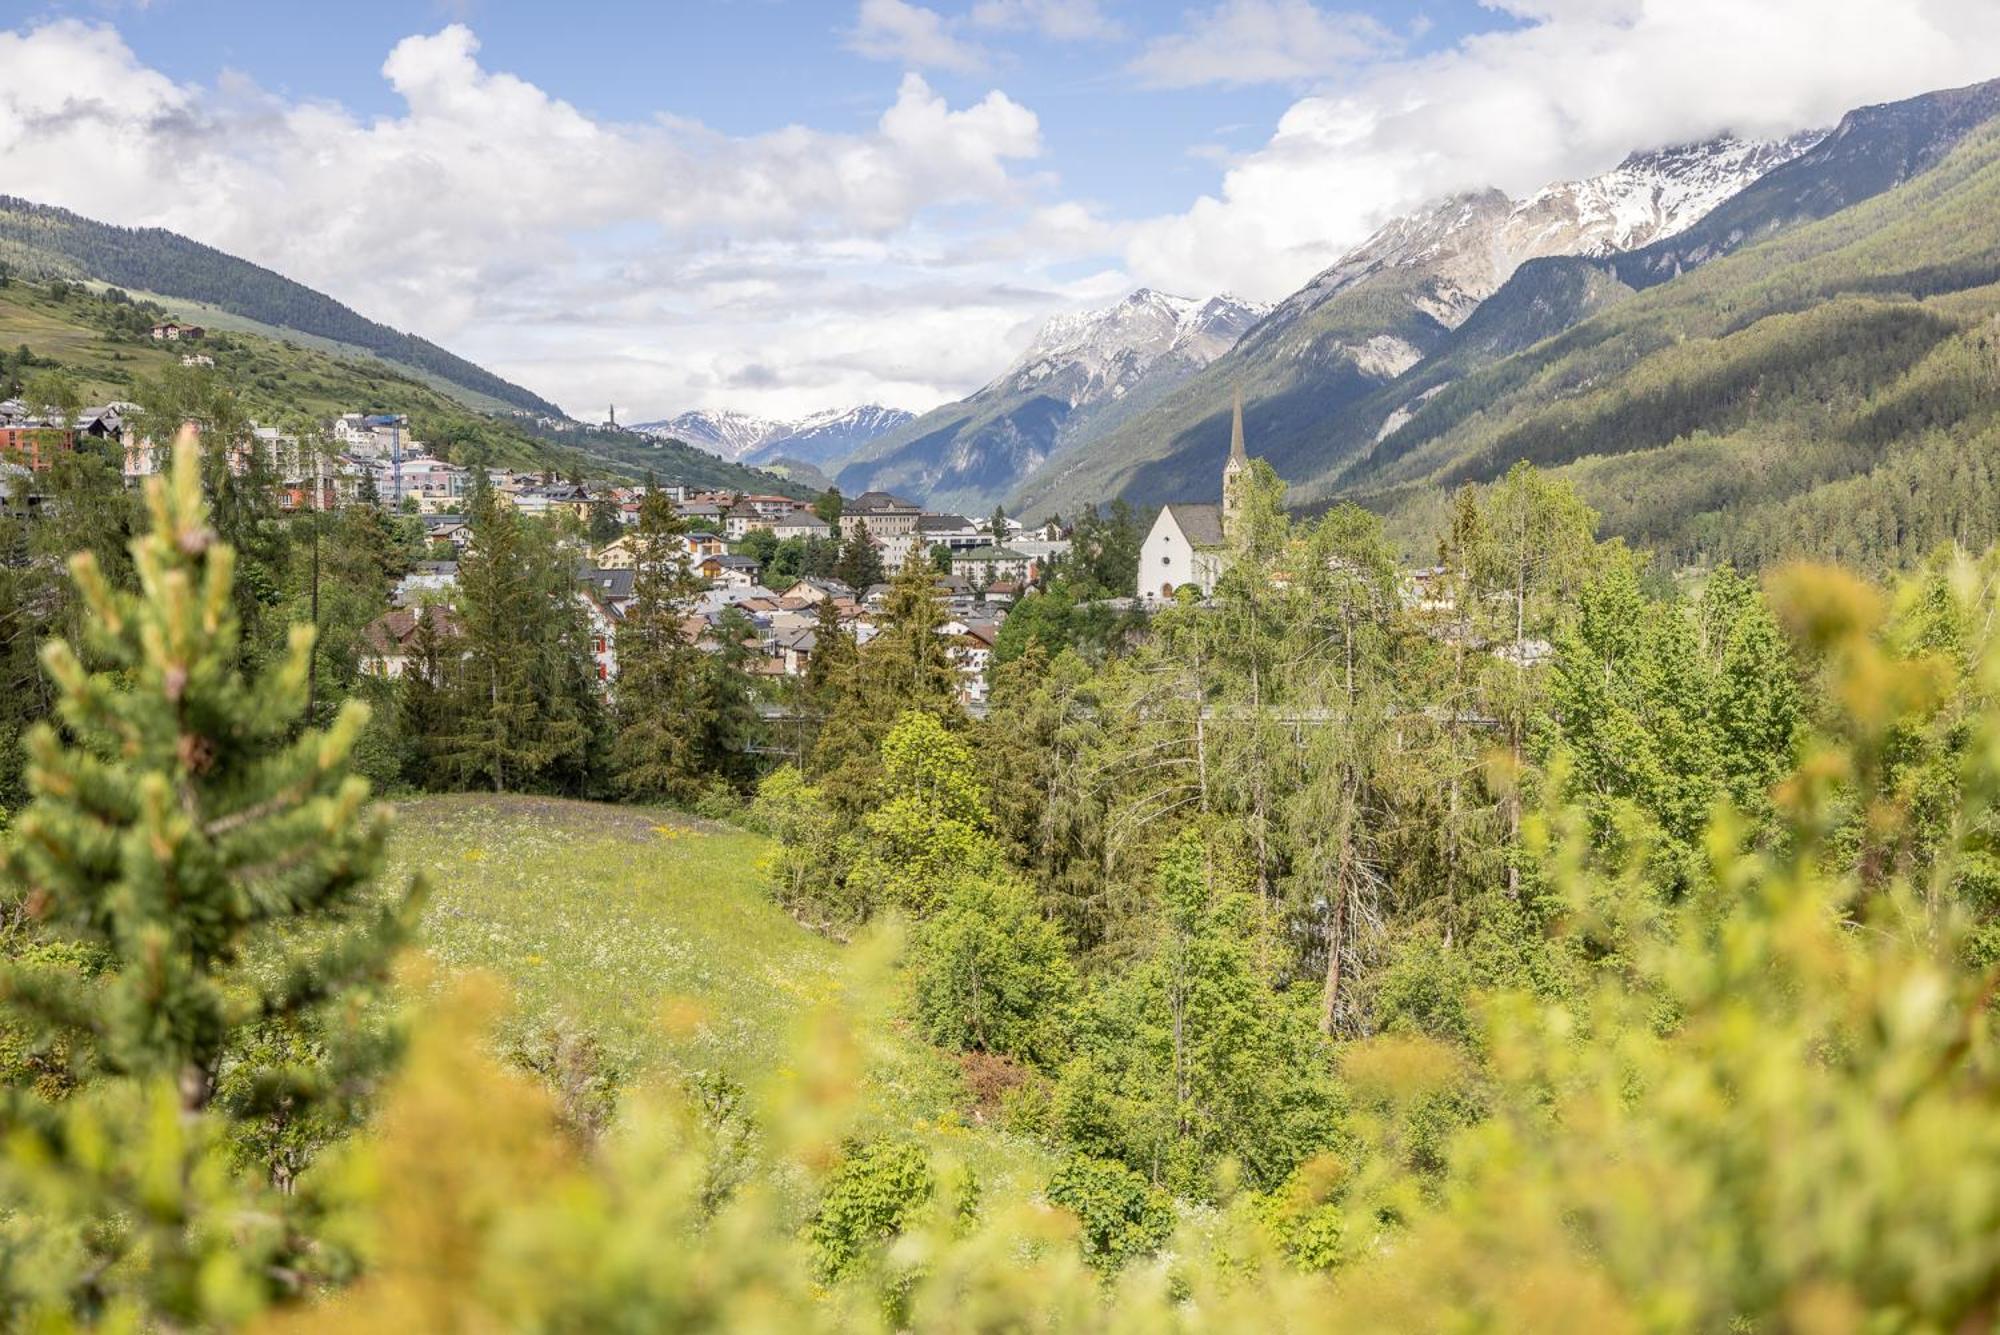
(1221, 386, 1249, 537)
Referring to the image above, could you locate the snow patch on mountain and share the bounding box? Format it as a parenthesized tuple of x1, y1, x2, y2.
(634, 405, 916, 466)
(1268, 129, 1825, 339)
(1003, 288, 1269, 410)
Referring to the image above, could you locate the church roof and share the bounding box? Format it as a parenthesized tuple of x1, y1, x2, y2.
(1165, 503, 1227, 549)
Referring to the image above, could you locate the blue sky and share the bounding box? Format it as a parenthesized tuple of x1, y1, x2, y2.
(1, 1, 1994, 419)
(34, 1, 1503, 218)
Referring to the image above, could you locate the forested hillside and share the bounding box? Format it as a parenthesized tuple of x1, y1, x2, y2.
(0, 195, 562, 418)
(1336, 115, 2000, 569)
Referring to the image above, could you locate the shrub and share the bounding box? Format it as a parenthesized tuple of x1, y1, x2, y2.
(1043, 1154, 1174, 1273)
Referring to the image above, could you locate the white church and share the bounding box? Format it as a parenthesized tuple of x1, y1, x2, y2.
(1136, 390, 1254, 605)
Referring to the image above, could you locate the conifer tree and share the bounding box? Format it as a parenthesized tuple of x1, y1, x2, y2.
(0, 436, 418, 1324)
(834, 520, 885, 591)
(443, 479, 595, 792)
(871, 550, 961, 716)
(1, 438, 414, 1107)
(810, 551, 962, 813)
(613, 491, 715, 802)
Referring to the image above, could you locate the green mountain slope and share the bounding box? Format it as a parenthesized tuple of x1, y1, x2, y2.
(1334, 74, 2000, 471)
(0, 276, 810, 494)
(1340, 117, 2000, 571)
(0, 195, 561, 419)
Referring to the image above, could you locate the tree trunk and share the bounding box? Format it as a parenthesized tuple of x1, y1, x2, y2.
(1319, 814, 1353, 1036)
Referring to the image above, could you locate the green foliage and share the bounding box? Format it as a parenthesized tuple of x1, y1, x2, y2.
(613, 491, 717, 804)
(432, 479, 600, 793)
(0, 439, 417, 1324)
(834, 519, 886, 591)
(807, 1137, 939, 1285)
(911, 875, 1077, 1069)
(1043, 1154, 1173, 1272)
(1054, 832, 1345, 1197)
(849, 712, 1000, 916)
(1547, 556, 1802, 895)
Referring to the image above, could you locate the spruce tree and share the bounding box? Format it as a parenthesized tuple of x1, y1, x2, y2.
(834, 520, 885, 591)
(612, 491, 714, 802)
(443, 480, 594, 792)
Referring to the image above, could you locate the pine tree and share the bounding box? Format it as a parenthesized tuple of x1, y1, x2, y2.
(3, 435, 414, 1108)
(0, 437, 418, 1322)
(612, 491, 715, 802)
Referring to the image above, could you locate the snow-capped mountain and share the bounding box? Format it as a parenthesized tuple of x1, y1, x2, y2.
(832, 289, 1267, 512)
(1561, 134, 1828, 256)
(634, 405, 915, 468)
(1010, 130, 1825, 519)
(1264, 130, 1824, 340)
(632, 409, 785, 461)
(744, 405, 917, 468)
(1002, 289, 1269, 408)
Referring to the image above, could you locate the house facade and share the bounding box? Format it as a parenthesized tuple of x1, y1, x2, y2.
(842, 491, 922, 540)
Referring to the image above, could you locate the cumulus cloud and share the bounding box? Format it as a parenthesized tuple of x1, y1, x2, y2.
(1131, 0, 1397, 89)
(846, 0, 984, 72)
(1127, 0, 2000, 299)
(0, 19, 1099, 418)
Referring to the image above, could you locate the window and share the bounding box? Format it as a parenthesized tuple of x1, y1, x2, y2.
(1161, 555, 1170, 566)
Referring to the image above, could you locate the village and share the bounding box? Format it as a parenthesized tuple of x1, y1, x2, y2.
(1, 395, 1075, 709)
(2, 389, 1531, 713)
(360, 480, 1072, 711)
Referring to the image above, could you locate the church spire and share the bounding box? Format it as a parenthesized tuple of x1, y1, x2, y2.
(1228, 385, 1247, 466)
(1222, 385, 1249, 539)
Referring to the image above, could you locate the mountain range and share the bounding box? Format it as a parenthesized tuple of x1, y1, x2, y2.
(700, 125, 1833, 519)
(832, 289, 1267, 514)
(1004, 130, 1825, 519)
(630, 405, 916, 470)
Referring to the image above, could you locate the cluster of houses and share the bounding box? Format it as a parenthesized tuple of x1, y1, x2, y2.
(365, 489, 1068, 709)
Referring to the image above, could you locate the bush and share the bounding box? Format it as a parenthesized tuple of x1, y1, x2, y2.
(910, 876, 1076, 1069)
(1044, 1154, 1175, 1273)
(807, 1138, 938, 1286)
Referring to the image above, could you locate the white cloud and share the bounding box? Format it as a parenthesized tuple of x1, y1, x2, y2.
(970, 0, 1121, 41)
(1128, 0, 2000, 300)
(1130, 0, 1397, 89)
(0, 19, 1103, 419)
(846, 0, 984, 72)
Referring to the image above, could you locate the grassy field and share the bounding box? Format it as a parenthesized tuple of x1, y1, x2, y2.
(384, 793, 1043, 1188)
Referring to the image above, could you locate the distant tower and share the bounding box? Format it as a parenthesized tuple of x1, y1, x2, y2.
(1221, 386, 1250, 538)
(608, 403, 617, 429)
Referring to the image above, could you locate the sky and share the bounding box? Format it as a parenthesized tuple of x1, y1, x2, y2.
(1, 1, 1997, 423)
